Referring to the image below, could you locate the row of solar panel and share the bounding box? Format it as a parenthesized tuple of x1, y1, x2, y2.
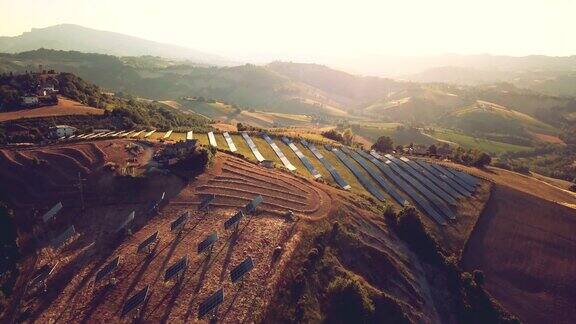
(262, 134, 297, 171)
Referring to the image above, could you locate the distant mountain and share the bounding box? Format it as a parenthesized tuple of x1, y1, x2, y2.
(0, 24, 232, 65)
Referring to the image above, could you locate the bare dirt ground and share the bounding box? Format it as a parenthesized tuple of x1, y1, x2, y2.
(0, 145, 339, 323)
(462, 184, 576, 324)
(0, 97, 104, 122)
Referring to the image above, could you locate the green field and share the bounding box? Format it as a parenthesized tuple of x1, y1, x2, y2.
(427, 129, 532, 154)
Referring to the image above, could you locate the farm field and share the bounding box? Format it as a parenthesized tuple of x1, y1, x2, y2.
(426, 129, 532, 154)
(462, 184, 576, 324)
(0, 97, 104, 122)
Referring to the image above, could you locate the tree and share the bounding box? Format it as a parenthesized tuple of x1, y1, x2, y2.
(473, 152, 492, 168)
(342, 128, 354, 145)
(371, 136, 394, 153)
(473, 269, 485, 286)
(326, 277, 374, 324)
(428, 144, 437, 155)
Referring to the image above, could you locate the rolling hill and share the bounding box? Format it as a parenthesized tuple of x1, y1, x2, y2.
(0, 24, 230, 65)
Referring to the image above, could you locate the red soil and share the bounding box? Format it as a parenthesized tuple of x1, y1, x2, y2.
(0, 97, 104, 122)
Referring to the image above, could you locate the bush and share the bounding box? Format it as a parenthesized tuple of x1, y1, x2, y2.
(511, 164, 530, 174)
(473, 152, 492, 168)
(321, 129, 344, 143)
(371, 136, 394, 153)
(326, 277, 375, 324)
(569, 183, 576, 193)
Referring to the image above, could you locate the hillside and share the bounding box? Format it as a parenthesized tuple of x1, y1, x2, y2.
(0, 24, 230, 65)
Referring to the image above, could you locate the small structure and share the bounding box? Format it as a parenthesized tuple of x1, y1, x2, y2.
(50, 125, 77, 139)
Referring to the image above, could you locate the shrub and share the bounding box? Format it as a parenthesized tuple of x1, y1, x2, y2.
(511, 164, 530, 174)
(326, 277, 375, 324)
(321, 129, 344, 143)
(473, 152, 492, 168)
(371, 136, 394, 153)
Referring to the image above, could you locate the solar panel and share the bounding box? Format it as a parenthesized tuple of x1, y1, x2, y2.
(332, 147, 386, 201)
(171, 211, 190, 232)
(400, 157, 464, 200)
(198, 232, 218, 253)
(122, 285, 149, 316)
(51, 225, 76, 248)
(303, 142, 351, 190)
(131, 130, 144, 137)
(31, 262, 58, 286)
(343, 148, 408, 206)
(95, 256, 120, 282)
(241, 132, 265, 162)
(163, 130, 173, 139)
(115, 211, 135, 233)
(186, 131, 194, 141)
(208, 131, 218, 147)
(426, 162, 475, 192)
(230, 256, 254, 283)
(244, 195, 263, 214)
(282, 137, 321, 179)
(363, 150, 447, 225)
(414, 160, 471, 197)
(144, 130, 156, 138)
(387, 155, 458, 205)
(199, 194, 215, 211)
(224, 210, 244, 230)
(122, 130, 135, 137)
(223, 132, 237, 152)
(42, 202, 63, 223)
(262, 134, 296, 171)
(380, 155, 455, 220)
(137, 231, 159, 253)
(198, 288, 224, 318)
(164, 256, 188, 282)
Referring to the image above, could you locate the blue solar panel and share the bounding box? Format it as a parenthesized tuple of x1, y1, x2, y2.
(399, 157, 463, 200)
(262, 134, 296, 171)
(198, 288, 224, 318)
(340, 147, 408, 205)
(379, 155, 455, 220)
(302, 141, 351, 190)
(224, 210, 244, 230)
(361, 150, 447, 225)
(171, 211, 190, 232)
(122, 285, 149, 316)
(199, 194, 215, 211)
(138, 231, 159, 253)
(244, 195, 263, 214)
(95, 256, 119, 282)
(198, 232, 218, 253)
(427, 163, 475, 192)
(282, 137, 321, 179)
(331, 147, 386, 201)
(164, 256, 188, 281)
(385, 155, 457, 205)
(230, 256, 254, 283)
(413, 160, 471, 197)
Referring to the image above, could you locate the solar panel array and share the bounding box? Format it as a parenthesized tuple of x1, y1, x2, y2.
(224, 210, 244, 230)
(262, 134, 296, 171)
(414, 160, 471, 197)
(445, 167, 479, 187)
(282, 137, 321, 179)
(95, 256, 120, 282)
(122, 285, 149, 316)
(144, 130, 156, 138)
(115, 211, 135, 233)
(363, 150, 447, 225)
(386, 154, 457, 205)
(163, 130, 173, 139)
(51, 225, 76, 248)
(208, 131, 218, 147)
(302, 140, 351, 190)
(198, 288, 224, 318)
(223, 132, 237, 152)
(132, 130, 145, 138)
(340, 147, 408, 206)
(42, 202, 63, 223)
(427, 162, 475, 192)
(137, 231, 159, 253)
(380, 155, 455, 220)
(244, 195, 263, 214)
(164, 256, 188, 281)
(198, 232, 218, 253)
(171, 211, 190, 232)
(241, 132, 265, 162)
(331, 147, 386, 201)
(230, 256, 254, 283)
(400, 157, 464, 199)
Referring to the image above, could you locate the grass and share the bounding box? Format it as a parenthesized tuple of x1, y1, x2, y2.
(428, 129, 532, 154)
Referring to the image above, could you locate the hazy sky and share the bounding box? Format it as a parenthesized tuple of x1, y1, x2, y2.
(1, 0, 575, 61)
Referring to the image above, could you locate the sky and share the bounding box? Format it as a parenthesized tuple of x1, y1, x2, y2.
(1, 0, 575, 62)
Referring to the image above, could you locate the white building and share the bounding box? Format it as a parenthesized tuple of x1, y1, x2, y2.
(50, 125, 77, 138)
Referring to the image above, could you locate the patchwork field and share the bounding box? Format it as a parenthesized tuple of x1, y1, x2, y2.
(0, 97, 104, 122)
